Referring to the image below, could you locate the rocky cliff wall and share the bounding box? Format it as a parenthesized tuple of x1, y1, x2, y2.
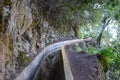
(0, 0, 76, 79)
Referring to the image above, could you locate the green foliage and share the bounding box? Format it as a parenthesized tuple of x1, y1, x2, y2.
(98, 47, 117, 66)
(17, 51, 32, 66)
(34, 0, 120, 32)
(2, 0, 12, 6)
(107, 41, 120, 80)
(86, 41, 120, 79)
(78, 25, 99, 39)
(105, 0, 120, 22)
(115, 13, 120, 22)
(75, 45, 83, 52)
(35, 0, 105, 31)
(91, 9, 103, 25)
(87, 44, 98, 54)
(78, 29, 83, 39)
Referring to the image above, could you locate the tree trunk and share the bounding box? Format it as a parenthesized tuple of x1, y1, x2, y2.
(97, 17, 111, 47)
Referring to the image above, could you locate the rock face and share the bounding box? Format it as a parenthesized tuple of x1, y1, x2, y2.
(0, 0, 76, 80)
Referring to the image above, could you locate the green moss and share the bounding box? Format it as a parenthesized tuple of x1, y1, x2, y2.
(8, 34, 14, 63)
(98, 55, 108, 73)
(31, 4, 41, 29)
(0, 7, 3, 33)
(3, 0, 12, 6)
(61, 25, 67, 34)
(75, 45, 83, 52)
(8, 34, 13, 50)
(17, 51, 32, 66)
(30, 20, 40, 29)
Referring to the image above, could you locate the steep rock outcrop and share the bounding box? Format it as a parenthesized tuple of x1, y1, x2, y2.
(0, 0, 76, 79)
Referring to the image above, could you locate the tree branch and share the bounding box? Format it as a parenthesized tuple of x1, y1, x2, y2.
(97, 17, 111, 47)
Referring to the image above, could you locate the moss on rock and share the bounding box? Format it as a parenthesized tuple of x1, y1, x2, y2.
(17, 51, 32, 66)
(8, 34, 14, 63)
(3, 0, 12, 6)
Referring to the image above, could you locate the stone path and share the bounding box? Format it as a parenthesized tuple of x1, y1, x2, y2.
(61, 41, 105, 80)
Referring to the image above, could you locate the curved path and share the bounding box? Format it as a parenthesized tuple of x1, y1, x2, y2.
(16, 38, 92, 80)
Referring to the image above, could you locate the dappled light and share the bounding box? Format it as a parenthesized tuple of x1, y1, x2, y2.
(0, 0, 120, 80)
